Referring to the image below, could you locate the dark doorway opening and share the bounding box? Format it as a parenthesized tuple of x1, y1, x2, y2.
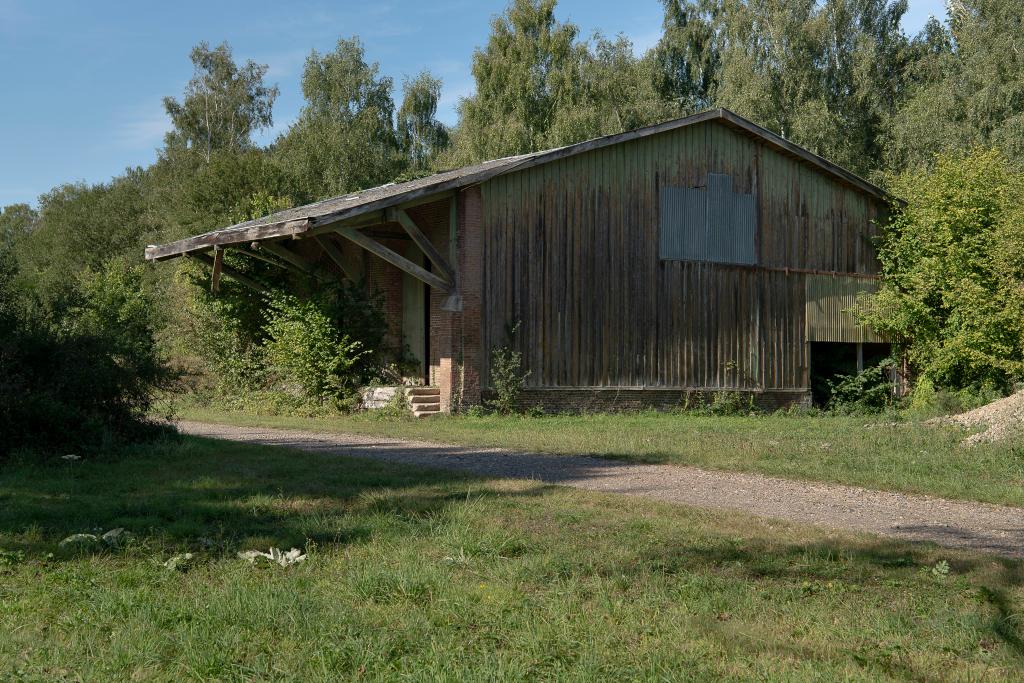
(810, 342, 891, 406)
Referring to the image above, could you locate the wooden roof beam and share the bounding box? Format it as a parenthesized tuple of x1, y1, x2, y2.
(252, 241, 333, 283)
(145, 217, 311, 261)
(257, 241, 314, 273)
(386, 207, 457, 285)
(313, 234, 364, 282)
(227, 244, 309, 280)
(335, 226, 452, 292)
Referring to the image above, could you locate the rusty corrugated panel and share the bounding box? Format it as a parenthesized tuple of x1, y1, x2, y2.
(659, 173, 756, 264)
(805, 274, 883, 343)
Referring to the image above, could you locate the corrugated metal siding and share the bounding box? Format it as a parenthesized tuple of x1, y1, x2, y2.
(659, 173, 756, 264)
(479, 119, 882, 391)
(805, 274, 883, 343)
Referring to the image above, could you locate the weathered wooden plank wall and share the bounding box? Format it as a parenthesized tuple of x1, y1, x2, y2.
(479, 119, 884, 391)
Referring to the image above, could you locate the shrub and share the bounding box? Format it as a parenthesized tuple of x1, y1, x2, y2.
(264, 294, 365, 404)
(0, 256, 174, 458)
(826, 360, 897, 414)
(371, 389, 411, 421)
(679, 390, 756, 416)
(488, 322, 530, 415)
(316, 280, 392, 385)
(182, 290, 267, 395)
(907, 376, 1006, 416)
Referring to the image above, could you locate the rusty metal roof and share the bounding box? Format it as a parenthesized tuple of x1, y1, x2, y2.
(145, 108, 892, 261)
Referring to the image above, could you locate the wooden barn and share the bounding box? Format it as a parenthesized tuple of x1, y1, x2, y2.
(146, 108, 890, 414)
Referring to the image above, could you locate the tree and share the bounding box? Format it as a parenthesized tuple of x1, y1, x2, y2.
(274, 37, 401, 202)
(548, 34, 672, 144)
(884, 0, 1024, 172)
(14, 171, 160, 312)
(862, 149, 1024, 391)
(0, 203, 36, 247)
(652, 0, 720, 113)
(1, 256, 173, 458)
(710, 0, 909, 177)
(449, 0, 586, 163)
(879, 17, 961, 172)
(397, 72, 450, 173)
(163, 42, 278, 162)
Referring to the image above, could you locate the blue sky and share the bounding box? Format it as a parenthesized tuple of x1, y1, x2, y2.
(0, 0, 947, 207)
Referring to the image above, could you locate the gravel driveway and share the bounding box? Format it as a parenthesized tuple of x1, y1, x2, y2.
(178, 420, 1024, 559)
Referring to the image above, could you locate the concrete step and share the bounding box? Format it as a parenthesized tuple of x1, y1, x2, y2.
(405, 386, 440, 397)
(406, 386, 442, 417)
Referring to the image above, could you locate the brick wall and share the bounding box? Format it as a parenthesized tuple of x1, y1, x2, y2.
(458, 187, 484, 407)
(421, 187, 486, 412)
(364, 240, 404, 350)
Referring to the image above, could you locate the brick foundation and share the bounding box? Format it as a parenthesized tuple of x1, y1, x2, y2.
(480, 388, 812, 413)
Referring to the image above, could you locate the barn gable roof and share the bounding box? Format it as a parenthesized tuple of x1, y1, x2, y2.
(145, 108, 891, 261)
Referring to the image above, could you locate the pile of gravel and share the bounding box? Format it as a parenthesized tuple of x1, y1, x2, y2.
(936, 390, 1024, 445)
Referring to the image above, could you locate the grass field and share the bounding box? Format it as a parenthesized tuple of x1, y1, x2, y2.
(179, 407, 1024, 507)
(2, 435, 1022, 680)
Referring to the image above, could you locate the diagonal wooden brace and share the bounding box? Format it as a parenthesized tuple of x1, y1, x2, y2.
(386, 207, 457, 285)
(336, 226, 452, 292)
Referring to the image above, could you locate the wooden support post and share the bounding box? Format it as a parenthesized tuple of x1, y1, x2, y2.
(856, 342, 864, 373)
(210, 247, 224, 294)
(188, 252, 270, 294)
(313, 234, 364, 282)
(387, 207, 457, 284)
(336, 226, 451, 291)
(442, 194, 463, 312)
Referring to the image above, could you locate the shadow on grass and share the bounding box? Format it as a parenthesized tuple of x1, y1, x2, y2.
(2, 431, 1022, 663)
(0, 434, 552, 560)
(182, 424, 1024, 558)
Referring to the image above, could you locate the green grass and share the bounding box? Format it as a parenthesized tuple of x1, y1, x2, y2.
(1, 436, 1022, 680)
(179, 406, 1024, 507)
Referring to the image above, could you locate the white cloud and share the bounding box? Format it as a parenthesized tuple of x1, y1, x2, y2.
(437, 76, 475, 125)
(111, 101, 170, 150)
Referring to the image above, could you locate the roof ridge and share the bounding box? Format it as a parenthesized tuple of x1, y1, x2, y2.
(147, 108, 893, 262)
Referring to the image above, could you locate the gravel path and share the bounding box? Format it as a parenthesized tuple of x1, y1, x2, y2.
(178, 420, 1024, 559)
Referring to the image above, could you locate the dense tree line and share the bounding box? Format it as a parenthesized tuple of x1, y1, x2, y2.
(2, 0, 1023, 452)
